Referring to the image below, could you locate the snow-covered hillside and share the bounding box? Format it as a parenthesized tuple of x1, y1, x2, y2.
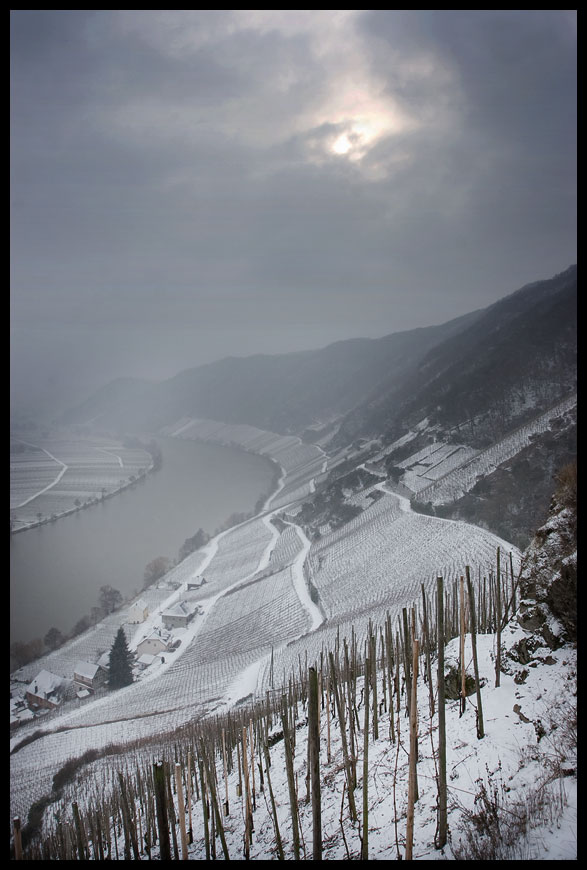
(11, 573, 577, 860)
(9, 421, 576, 859)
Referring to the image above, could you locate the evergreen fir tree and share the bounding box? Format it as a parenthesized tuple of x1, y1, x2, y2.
(108, 626, 134, 689)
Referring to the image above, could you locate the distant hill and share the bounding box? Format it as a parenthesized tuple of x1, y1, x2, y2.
(61, 267, 576, 479)
(335, 265, 577, 448)
(60, 310, 482, 435)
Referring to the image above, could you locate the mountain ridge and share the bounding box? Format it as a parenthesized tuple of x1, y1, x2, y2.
(60, 266, 576, 453)
(334, 264, 577, 447)
(56, 264, 576, 547)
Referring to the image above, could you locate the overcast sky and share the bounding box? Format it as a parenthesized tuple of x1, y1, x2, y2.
(10, 10, 576, 419)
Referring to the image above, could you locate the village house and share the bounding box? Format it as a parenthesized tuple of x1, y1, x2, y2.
(136, 628, 172, 658)
(161, 599, 200, 630)
(127, 598, 149, 624)
(186, 575, 207, 591)
(25, 669, 67, 710)
(73, 661, 106, 694)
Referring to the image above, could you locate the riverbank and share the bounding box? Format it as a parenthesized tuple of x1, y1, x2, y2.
(11, 435, 278, 653)
(10, 432, 157, 534)
(10, 463, 155, 535)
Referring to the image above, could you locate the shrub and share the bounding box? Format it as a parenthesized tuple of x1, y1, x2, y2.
(52, 749, 99, 794)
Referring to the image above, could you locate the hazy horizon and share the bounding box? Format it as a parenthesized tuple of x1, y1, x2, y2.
(11, 10, 576, 421)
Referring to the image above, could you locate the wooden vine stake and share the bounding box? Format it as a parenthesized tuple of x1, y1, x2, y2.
(281, 698, 301, 860)
(361, 656, 370, 860)
(13, 817, 23, 860)
(402, 607, 412, 719)
(262, 741, 285, 860)
(370, 633, 378, 740)
(466, 566, 485, 739)
(495, 547, 502, 687)
(236, 738, 243, 798)
(165, 763, 179, 860)
(405, 638, 419, 860)
(72, 801, 87, 860)
(421, 584, 435, 718)
(328, 652, 357, 822)
(326, 670, 332, 763)
(153, 762, 171, 862)
(242, 725, 253, 857)
(199, 738, 231, 861)
(308, 666, 322, 860)
(187, 751, 194, 843)
(436, 577, 448, 849)
(175, 763, 189, 860)
(118, 771, 139, 859)
(197, 754, 211, 861)
(250, 718, 257, 811)
(459, 576, 467, 717)
(222, 729, 230, 816)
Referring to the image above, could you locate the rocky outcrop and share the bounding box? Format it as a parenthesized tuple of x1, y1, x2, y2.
(512, 462, 576, 651)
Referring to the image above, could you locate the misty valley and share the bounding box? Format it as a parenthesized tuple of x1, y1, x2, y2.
(10, 435, 277, 648)
(10, 265, 576, 860)
(10, 8, 577, 858)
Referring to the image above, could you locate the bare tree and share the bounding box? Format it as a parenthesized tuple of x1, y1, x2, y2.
(44, 627, 65, 651)
(143, 556, 172, 589)
(98, 585, 123, 615)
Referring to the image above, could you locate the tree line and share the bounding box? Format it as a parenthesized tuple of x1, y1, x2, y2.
(10, 584, 126, 671)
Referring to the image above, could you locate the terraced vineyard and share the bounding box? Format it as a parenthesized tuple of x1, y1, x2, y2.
(269, 523, 304, 569)
(10, 443, 63, 509)
(399, 443, 479, 494)
(10, 434, 152, 529)
(416, 394, 577, 505)
(202, 517, 275, 596)
(10, 413, 533, 833)
(262, 489, 520, 693)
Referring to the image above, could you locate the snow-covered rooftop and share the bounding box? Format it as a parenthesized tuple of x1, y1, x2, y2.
(73, 661, 100, 680)
(161, 600, 196, 618)
(25, 669, 64, 698)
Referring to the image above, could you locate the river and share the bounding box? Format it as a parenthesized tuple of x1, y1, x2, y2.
(10, 436, 276, 646)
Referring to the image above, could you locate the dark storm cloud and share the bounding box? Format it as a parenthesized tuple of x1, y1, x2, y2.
(10, 10, 576, 418)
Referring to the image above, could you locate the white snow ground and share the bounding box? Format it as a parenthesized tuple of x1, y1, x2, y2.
(28, 622, 576, 861)
(10, 417, 576, 859)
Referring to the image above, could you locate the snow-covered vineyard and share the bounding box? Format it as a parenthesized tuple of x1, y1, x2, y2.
(408, 394, 577, 504)
(10, 435, 152, 530)
(10, 415, 576, 858)
(10, 579, 577, 861)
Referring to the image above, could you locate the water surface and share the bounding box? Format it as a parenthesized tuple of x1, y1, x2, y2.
(10, 437, 275, 645)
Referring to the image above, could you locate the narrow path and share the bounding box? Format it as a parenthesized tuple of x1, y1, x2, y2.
(214, 516, 324, 712)
(97, 447, 124, 467)
(203, 442, 328, 709)
(285, 520, 324, 631)
(375, 480, 519, 553)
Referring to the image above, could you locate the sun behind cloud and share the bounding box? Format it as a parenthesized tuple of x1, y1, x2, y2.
(330, 117, 392, 160)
